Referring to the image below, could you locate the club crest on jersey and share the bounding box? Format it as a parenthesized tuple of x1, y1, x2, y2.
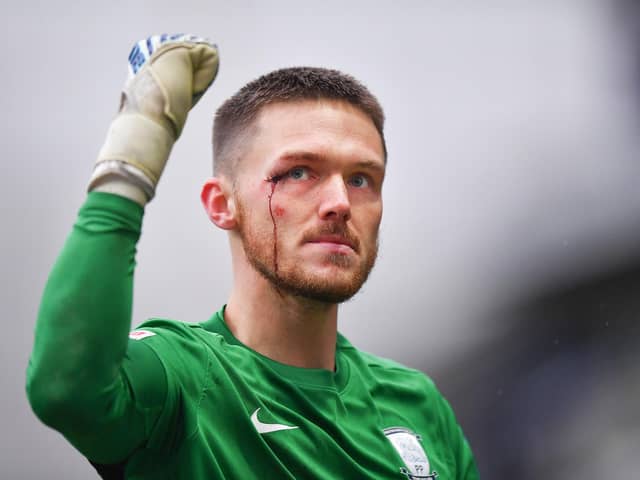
(383, 427, 438, 479)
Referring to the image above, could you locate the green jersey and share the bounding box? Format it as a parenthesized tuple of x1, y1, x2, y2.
(26, 193, 479, 479)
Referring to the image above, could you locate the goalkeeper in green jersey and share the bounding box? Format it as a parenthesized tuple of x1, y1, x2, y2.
(26, 34, 479, 479)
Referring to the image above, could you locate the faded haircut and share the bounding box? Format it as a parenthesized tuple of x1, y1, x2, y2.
(212, 66, 386, 176)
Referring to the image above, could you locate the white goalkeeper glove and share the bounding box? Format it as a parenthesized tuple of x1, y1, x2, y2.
(89, 34, 219, 205)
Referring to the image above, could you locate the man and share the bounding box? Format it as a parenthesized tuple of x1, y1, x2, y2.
(26, 34, 479, 479)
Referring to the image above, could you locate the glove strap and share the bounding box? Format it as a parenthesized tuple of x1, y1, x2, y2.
(88, 160, 155, 201)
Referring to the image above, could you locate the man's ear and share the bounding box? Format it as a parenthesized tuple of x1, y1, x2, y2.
(201, 177, 237, 230)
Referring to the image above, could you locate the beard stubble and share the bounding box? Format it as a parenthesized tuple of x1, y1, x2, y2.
(235, 191, 378, 304)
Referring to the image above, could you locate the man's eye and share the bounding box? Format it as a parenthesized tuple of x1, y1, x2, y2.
(288, 167, 310, 180)
(349, 174, 369, 188)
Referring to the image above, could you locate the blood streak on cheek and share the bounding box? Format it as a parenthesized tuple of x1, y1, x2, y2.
(267, 180, 279, 275)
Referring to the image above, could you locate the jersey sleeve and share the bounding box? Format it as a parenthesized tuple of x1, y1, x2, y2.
(25, 192, 174, 464)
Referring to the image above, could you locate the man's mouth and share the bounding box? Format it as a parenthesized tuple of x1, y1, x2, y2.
(307, 235, 357, 253)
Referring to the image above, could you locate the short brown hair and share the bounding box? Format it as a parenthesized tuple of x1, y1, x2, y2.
(212, 66, 386, 176)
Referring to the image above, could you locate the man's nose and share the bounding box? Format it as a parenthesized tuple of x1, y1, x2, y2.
(318, 175, 351, 221)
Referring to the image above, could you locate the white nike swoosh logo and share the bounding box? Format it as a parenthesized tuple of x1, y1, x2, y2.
(251, 408, 299, 434)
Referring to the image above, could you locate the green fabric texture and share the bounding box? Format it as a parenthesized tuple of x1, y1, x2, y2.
(26, 192, 160, 462)
(26, 192, 479, 479)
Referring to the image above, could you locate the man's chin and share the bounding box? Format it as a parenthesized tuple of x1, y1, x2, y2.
(255, 261, 366, 304)
(278, 281, 362, 304)
(283, 276, 362, 304)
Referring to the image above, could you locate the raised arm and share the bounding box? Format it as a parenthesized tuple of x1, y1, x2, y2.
(26, 34, 219, 464)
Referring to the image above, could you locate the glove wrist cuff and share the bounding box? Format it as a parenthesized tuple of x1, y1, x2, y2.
(90, 113, 175, 202)
(88, 159, 155, 201)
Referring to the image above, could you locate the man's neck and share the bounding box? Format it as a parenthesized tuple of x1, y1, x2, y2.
(224, 280, 338, 371)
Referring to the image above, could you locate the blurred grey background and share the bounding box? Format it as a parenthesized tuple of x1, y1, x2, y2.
(2, 0, 640, 478)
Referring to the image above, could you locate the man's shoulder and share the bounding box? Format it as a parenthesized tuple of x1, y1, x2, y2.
(129, 318, 221, 343)
(341, 339, 437, 393)
(127, 318, 224, 365)
(129, 318, 181, 337)
(126, 318, 226, 394)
